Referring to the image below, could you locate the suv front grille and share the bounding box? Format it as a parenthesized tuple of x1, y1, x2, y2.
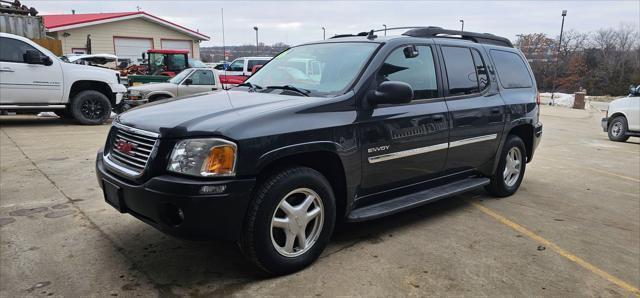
(106, 123, 159, 177)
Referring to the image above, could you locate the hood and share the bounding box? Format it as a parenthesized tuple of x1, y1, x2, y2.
(128, 82, 177, 93)
(67, 54, 118, 64)
(116, 90, 313, 138)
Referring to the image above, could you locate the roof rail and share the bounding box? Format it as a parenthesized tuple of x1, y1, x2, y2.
(331, 26, 513, 48)
(402, 27, 513, 47)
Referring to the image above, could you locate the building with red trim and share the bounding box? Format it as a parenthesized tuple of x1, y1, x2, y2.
(43, 11, 210, 61)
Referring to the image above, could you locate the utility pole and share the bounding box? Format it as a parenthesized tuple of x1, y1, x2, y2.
(322, 27, 325, 40)
(253, 26, 259, 54)
(459, 19, 464, 31)
(221, 8, 226, 62)
(551, 10, 567, 105)
(383, 24, 387, 36)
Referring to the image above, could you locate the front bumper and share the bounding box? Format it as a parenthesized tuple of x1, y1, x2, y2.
(601, 117, 608, 132)
(96, 150, 255, 241)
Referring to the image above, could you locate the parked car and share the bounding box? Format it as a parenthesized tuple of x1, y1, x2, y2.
(218, 56, 271, 85)
(0, 33, 126, 124)
(123, 68, 221, 110)
(96, 27, 542, 274)
(601, 85, 640, 142)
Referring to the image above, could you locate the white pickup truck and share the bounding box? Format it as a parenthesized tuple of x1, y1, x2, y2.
(0, 33, 126, 124)
(602, 85, 640, 142)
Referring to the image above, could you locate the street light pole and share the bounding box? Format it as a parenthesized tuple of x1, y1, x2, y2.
(253, 26, 259, 54)
(459, 19, 464, 31)
(383, 24, 387, 36)
(322, 27, 325, 40)
(551, 10, 567, 105)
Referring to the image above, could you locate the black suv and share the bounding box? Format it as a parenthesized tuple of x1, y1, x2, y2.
(96, 27, 542, 274)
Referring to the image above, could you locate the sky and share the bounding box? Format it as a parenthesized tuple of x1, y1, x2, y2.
(30, 0, 640, 47)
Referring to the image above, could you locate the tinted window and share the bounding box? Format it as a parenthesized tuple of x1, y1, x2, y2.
(0, 37, 40, 63)
(490, 50, 533, 89)
(189, 70, 215, 85)
(228, 59, 244, 71)
(471, 49, 489, 91)
(378, 45, 438, 100)
(442, 46, 479, 95)
(247, 59, 267, 73)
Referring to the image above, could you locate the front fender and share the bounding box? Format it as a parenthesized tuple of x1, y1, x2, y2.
(256, 141, 344, 172)
(145, 90, 176, 100)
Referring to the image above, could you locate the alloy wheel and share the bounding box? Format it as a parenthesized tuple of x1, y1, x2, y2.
(503, 147, 522, 187)
(270, 188, 324, 257)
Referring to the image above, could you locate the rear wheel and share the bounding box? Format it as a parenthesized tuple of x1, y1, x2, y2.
(486, 135, 527, 197)
(240, 167, 336, 275)
(607, 116, 629, 142)
(70, 90, 111, 125)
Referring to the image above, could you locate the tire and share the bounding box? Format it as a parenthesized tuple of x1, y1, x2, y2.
(240, 167, 336, 275)
(485, 135, 527, 197)
(607, 116, 630, 142)
(70, 90, 112, 125)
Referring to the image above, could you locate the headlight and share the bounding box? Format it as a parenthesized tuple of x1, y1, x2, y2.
(128, 90, 143, 100)
(167, 138, 237, 177)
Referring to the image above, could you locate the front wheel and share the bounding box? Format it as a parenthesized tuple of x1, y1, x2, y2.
(240, 167, 336, 275)
(486, 135, 527, 197)
(607, 116, 630, 142)
(70, 90, 112, 125)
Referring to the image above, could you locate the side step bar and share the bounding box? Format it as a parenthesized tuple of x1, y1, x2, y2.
(347, 177, 490, 222)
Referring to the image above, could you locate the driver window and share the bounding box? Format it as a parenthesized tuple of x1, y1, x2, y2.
(228, 60, 244, 71)
(377, 45, 438, 100)
(189, 70, 215, 85)
(0, 37, 43, 63)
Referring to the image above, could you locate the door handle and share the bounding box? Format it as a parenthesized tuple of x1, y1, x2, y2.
(490, 108, 501, 114)
(0, 67, 14, 72)
(211, 88, 218, 91)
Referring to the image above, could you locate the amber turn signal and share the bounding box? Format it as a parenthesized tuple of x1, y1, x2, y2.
(204, 145, 236, 175)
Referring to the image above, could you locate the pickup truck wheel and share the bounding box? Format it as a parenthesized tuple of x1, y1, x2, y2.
(607, 116, 630, 142)
(485, 135, 527, 197)
(71, 90, 112, 125)
(240, 167, 336, 275)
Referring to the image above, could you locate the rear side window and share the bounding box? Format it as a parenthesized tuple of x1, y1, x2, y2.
(247, 59, 266, 72)
(0, 37, 40, 63)
(441, 46, 480, 96)
(378, 45, 438, 100)
(490, 50, 533, 89)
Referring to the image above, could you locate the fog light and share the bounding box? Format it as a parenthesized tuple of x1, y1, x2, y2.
(177, 208, 184, 220)
(200, 184, 227, 194)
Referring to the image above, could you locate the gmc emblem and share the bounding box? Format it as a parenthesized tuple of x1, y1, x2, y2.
(114, 139, 138, 156)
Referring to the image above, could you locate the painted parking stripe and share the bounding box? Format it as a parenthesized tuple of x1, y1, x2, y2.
(471, 201, 640, 296)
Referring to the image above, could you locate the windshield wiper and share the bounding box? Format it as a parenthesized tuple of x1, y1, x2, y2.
(265, 85, 310, 97)
(238, 82, 263, 91)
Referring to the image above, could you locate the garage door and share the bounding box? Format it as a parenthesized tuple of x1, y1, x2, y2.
(161, 40, 193, 57)
(114, 37, 153, 63)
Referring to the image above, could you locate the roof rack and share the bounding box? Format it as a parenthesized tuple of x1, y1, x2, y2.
(402, 27, 513, 47)
(331, 26, 513, 48)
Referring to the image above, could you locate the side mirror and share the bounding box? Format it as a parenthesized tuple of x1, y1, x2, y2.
(184, 78, 193, 85)
(368, 81, 414, 106)
(630, 85, 637, 96)
(24, 50, 46, 65)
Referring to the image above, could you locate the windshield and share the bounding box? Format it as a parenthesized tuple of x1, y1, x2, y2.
(169, 69, 192, 84)
(245, 42, 379, 96)
(189, 58, 207, 68)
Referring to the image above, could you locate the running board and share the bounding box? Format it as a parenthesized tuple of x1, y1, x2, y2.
(347, 177, 490, 222)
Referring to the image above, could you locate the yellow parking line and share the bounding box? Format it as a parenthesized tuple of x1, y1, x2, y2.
(583, 167, 640, 183)
(471, 202, 640, 296)
(540, 157, 640, 183)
